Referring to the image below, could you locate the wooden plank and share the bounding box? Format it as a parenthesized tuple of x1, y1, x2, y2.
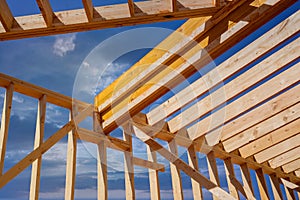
(170, 34, 300, 134)
(188, 145, 203, 200)
(82, 0, 94, 22)
(239, 117, 300, 158)
(123, 130, 135, 200)
(132, 125, 236, 200)
(132, 157, 165, 172)
(171, 0, 177, 12)
(97, 141, 108, 200)
(223, 101, 300, 153)
(147, 9, 300, 126)
(207, 151, 220, 200)
(269, 174, 283, 200)
(147, 146, 161, 200)
(285, 185, 296, 200)
(282, 159, 300, 174)
(0, 83, 13, 176)
(128, 0, 135, 16)
(36, 0, 53, 27)
(240, 164, 255, 200)
(255, 168, 270, 199)
(254, 134, 300, 164)
(224, 158, 239, 199)
(99, 0, 290, 133)
(190, 62, 300, 145)
(269, 146, 300, 169)
(65, 113, 77, 200)
(0, 73, 90, 111)
(0, 0, 14, 31)
(30, 95, 46, 200)
(169, 139, 183, 200)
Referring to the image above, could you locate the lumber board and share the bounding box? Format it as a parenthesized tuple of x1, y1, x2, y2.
(0, 0, 14, 31)
(269, 146, 300, 169)
(189, 62, 300, 145)
(97, 141, 108, 200)
(123, 131, 135, 200)
(132, 125, 236, 200)
(188, 145, 203, 199)
(147, 9, 300, 126)
(0, 83, 13, 176)
(282, 159, 300, 174)
(100, 0, 296, 134)
(239, 118, 300, 158)
(30, 95, 46, 200)
(36, 0, 53, 27)
(132, 157, 165, 172)
(147, 146, 161, 200)
(240, 164, 255, 200)
(169, 34, 299, 133)
(223, 102, 300, 152)
(284, 185, 296, 200)
(254, 134, 300, 164)
(255, 168, 270, 199)
(224, 158, 240, 199)
(269, 174, 284, 200)
(82, 0, 94, 22)
(207, 151, 221, 200)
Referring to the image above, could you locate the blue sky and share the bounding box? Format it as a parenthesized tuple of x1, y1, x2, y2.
(0, 1, 299, 200)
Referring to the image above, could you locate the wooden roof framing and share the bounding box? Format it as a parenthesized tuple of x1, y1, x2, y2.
(0, 0, 299, 199)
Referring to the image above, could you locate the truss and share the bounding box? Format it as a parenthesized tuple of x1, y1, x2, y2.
(0, 0, 299, 200)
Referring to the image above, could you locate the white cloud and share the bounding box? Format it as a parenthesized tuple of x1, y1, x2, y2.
(53, 34, 76, 57)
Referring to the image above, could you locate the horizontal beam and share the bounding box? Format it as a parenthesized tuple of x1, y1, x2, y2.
(0, 73, 90, 111)
(0, 0, 217, 41)
(133, 157, 165, 172)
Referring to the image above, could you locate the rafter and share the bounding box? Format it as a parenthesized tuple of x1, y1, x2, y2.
(0, 0, 14, 31)
(36, 0, 54, 27)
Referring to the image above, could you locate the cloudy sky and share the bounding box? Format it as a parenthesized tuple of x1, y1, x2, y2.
(0, 1, 299, 200)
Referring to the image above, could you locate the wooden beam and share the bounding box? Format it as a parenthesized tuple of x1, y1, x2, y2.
(147, 10, 300, 127)
(132, 125, 236, 200)
(255, 168, 270, 199)
(65, 113, 77, 200)
(0, 83, 13, 175)
(36, 0, 54, 27)
(269, 146, 300, 169)
(147, 146, 161, 200)
(269, 174, 284, 200)
(30, 95, 46, 200)
(207, 151, 220, 200)
(190, 62, 300, 144)
(127, 0, 135, 17)
(240, 164, 255, 200)
(282, 159, 300, 174)
(97, 141, 108, 200)
(171, 0, 177, 12)
(169, 139, 183, 200)
(285, 185, 296, 200)
(224, 158, 239, 199)
(188, 145, 203, 199)
(239, 115, 300, 158)
(132, 157, 165, 172)
(123, 130, 135, 200)
(254, 134, 300, 164)
(223, 101, 300, 153)
(0, 73, 90, 111)
(0, 0, 14, 31)
(82, 0, 94, 22)
(170, 35, 299, 134)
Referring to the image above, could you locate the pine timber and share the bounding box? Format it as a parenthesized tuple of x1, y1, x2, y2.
(147, 145, 161, 200)
(36, 0, 54, 27)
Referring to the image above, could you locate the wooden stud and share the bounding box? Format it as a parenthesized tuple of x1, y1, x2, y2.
(282, 159, 300, 174)
(269, 174, 283, 200)
(224, 158, 239, 199)
(30, 95, 47, 200)
(255, 168, 270, 200)
(0, 83, 13, 176)
(269, 146, 300, 169)
(147, 146, 161, 200)
(127, 0, 135, 17)
(171, 0, 177, 12)
(97, 141, 108, 200)
(168, 139, 183, 200)
(132, 157, 165, 172)
(0, 0, 14, 31)
(206, 151, 220, 200)
(285, 185, 296, 200)
(240, 164, 255, 200)
(132, 125, 236, 200)
(123, 129, 135, 200)
(65, 113, 77, 200)
(82, 0, 94, 22)
(36, 0, 54, 27)
(187, 145, 203, 200)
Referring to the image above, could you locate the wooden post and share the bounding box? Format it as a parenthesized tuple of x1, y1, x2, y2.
(284, 185, 296, 200)
(168, 139, 183, 200)
(97, 141, 107, 200)
(255, 168, 269, 200)
(269, 174, 283, 200)
(147, 146, 161, 200)
(240, 164, 255, 200)
(123, 129, 135, 200)
(65, 112, 77, 200)
(0, 83, 13, 175)
(224, 158, 239, 199)
(30, 95, 46, 200)
(206, 151, 220, 200)
(187, 145, 203, 200)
